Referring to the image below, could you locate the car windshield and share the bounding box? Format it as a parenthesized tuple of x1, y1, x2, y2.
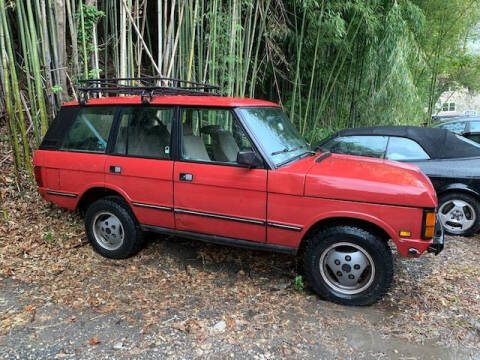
(237, 107, 309, 166)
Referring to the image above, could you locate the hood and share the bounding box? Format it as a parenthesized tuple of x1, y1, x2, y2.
(304, 153, 437, 208)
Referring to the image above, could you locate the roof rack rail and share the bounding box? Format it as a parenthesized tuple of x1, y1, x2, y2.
(77, 77, 220, 104)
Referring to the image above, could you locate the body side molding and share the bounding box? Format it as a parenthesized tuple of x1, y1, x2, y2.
(141, 224, 298, 255)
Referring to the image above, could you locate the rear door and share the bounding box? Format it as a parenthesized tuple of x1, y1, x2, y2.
(173, 107, 267, 242)
(105, 106, 175, 229)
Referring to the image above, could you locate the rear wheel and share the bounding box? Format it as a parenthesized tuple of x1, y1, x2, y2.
(85, 197, 144, 259)
(438, 192, 480, 237)
(303, 226, 393, 306)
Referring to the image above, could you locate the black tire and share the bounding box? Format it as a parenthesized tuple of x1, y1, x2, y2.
(438, 192, 480, 237)
(85, 197, 144, 259)
(303, 225, 393, 306)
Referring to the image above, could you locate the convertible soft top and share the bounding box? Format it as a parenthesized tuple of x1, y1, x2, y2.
(335, 126, 480, 159)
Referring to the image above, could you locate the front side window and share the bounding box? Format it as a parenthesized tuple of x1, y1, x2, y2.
(237, 107, 309, 166)
(114, 106, 173, 159)
(322, 136, 388, 158)
(385, 137, 430, 161)
(61, 107, 115, 153)
(438, 121, 466, 134)
(180, 108, 254, 163)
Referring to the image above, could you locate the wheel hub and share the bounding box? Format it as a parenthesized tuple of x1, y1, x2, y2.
(439, 199, 476, 234)
(319, 242, 375, 295)
(93, 212, 125, 250)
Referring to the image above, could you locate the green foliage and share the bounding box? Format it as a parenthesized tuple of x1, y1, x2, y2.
(294, 275, 304, 292)
(52, 85, 63, 94)
(74, 4, 104, 72)
(43, 230, 54, 244)
(2, 0, 480, 180)
(88, 68, 102, 79)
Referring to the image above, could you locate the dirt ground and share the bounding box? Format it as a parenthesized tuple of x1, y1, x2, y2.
(0, 161, 479, 359)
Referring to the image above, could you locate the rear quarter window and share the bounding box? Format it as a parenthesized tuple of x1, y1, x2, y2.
(61, 107, 115, 153)
(386, 137, 430, 161)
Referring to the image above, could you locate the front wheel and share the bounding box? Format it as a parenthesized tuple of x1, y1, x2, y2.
(303, 226, 393, 306)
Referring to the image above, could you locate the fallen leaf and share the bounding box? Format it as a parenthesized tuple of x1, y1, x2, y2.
(89, 337, 100, 346)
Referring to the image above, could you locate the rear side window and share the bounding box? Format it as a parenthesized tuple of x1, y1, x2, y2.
(61, 107, 115, 153)
(386, 137, 430, 161)
(322, 136, 388, 158)
(438, 121, 466, 134)
(114, 107, 173, 159)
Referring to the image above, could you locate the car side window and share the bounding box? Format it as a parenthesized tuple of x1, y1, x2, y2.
(322, 136, 388, 158)
(386, 137, 430, 161)
(469, 121, 480, 132)
(61, 107, 115, 153)
(114, 106, 173, 159)
(438, 121, 467, 134)
(180, 108, 254, 163)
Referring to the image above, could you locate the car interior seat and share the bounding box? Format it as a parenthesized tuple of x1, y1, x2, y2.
(182, 123, 210, 161)
(200, 125, 239, 162)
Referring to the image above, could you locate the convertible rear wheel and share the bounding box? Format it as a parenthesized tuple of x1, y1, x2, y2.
(438, 193, 480, 237)
(303, 225, 393, 306)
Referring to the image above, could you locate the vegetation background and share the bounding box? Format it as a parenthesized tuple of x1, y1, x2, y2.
(1, 0, 480, 182)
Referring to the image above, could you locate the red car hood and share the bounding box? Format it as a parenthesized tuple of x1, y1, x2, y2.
(304, 153, 437, 208)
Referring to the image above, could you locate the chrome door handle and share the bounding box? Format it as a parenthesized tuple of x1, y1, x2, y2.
(179, 173, 193, 181)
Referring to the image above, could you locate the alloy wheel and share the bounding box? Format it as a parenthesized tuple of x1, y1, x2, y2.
(319, 242, 375, 295)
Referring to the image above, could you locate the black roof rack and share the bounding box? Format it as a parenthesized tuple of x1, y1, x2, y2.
(77, 77, 220, 104)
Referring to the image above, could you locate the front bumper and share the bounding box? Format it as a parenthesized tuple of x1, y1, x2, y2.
(427, 219, 444, 255)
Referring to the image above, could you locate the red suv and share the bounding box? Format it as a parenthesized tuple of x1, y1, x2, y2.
(33, 78, 443, 306)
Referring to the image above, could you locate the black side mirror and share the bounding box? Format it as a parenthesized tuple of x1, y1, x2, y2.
(237, 150, 263, 168)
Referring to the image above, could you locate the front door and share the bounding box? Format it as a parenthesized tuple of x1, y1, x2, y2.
(105, 106, 175, 229)
(173, 107, 267, 242)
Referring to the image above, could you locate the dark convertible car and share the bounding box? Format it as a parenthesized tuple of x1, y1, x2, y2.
(318, 126, 480, 237)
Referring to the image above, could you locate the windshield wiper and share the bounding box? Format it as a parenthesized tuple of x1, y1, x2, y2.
(271, 147, 295, 155)
(271, 147, 301, 156)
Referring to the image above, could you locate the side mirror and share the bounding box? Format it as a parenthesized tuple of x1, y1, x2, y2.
(237, 150, 263, 168)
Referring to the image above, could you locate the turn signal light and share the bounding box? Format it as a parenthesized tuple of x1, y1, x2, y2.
(399, 230, 411, 237)
(422, 211, 436, 239)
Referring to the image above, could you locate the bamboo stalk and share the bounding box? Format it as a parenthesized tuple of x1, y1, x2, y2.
(25, 0, 48, 136)
(0, 0, 22, 181)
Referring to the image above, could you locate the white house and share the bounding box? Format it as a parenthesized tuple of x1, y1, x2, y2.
(434, 87, 480, 117)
